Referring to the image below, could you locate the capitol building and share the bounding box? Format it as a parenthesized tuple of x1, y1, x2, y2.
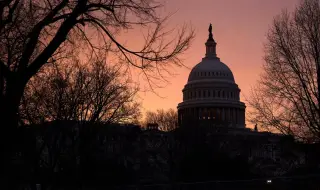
(177, 24, 246, 128)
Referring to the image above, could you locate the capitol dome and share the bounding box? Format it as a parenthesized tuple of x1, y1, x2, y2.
(177, 24, 246, 128)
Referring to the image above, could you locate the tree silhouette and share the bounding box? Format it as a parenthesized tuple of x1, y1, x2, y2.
(0, 0, 194, 128)
(247, 0, 320, 142)
(143, 108, 178, 131)
(19, 55, 141, 125)
(177, 142, 254, 182)
(0, 0, 194, 187)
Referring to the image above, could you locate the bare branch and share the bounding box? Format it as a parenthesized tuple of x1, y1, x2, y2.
(247, 0, 320, 142)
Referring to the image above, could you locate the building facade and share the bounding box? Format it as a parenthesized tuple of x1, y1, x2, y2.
(177, 24, 246, 128)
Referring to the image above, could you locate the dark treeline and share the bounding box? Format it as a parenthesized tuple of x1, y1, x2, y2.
(10, 121, 320, 189)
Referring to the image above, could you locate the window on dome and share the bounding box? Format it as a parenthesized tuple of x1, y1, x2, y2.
(208, 72, 210, 76)
(212, 72, 214, 76)
(222, 91, 225, 98)
(198, 91, 201, 98)
(208, 91, 211, 97)
(203, 90, 206, 97)
(204, 72, 206, 76)
(213, 91, 215, 97)
(216, 72, 218, 76)
(218, 91, 220, 97)
(231, 92, 233, 98)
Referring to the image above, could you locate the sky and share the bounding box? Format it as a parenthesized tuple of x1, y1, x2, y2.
(119, 0, 300, 127)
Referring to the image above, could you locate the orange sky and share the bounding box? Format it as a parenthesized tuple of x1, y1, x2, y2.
(118, 0, 300, 127)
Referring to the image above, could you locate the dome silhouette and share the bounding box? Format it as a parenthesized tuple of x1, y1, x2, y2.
(177, 24, 246, 129)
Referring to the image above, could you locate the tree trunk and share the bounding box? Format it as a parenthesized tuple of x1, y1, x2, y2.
(0, 75, 27, 186)
(317, 61, 320, 141)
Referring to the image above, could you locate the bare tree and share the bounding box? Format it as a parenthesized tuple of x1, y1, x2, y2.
(0, 1, 194, 185)
(19, 56, 141, 125)
(247, 0, 320, 142)
(0, 0, 194, 130)
(143, 108, 178, 131)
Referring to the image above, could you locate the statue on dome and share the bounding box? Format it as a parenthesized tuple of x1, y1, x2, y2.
(208, 23, 214, 41)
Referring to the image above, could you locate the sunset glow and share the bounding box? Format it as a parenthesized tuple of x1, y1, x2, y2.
(135, 0, 299, 127)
